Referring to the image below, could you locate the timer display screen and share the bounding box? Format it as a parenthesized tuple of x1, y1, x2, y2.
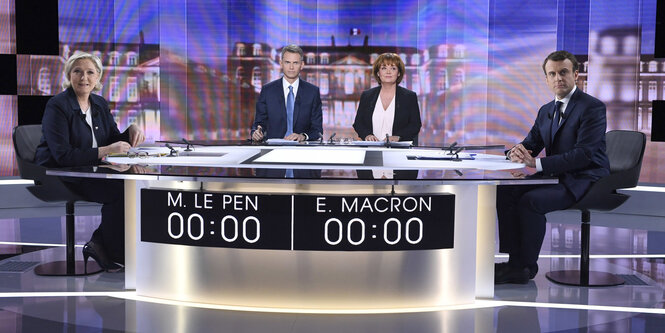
(293, 194, 455, 251)
(141, 189, 455, 251)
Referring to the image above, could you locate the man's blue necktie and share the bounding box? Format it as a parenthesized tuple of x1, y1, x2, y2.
(286, 85, 294, 135)
(285, 85, 295, 178)
(551, 100, 564, 141)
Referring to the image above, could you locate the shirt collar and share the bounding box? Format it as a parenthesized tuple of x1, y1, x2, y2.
(282, 76, 299, 92)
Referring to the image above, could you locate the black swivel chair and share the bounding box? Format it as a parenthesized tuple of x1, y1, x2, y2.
(12, 125, 102, 276)
(546, 130, 646, 286)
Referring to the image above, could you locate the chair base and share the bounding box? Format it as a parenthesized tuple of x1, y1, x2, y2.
(546, 270, 625, 287)
(34, 260, 103, 276)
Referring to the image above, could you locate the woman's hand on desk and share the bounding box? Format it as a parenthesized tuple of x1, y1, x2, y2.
(128, 124, 145, 147)
(98, 141, 131, 159)
(364, 134, 379, 141)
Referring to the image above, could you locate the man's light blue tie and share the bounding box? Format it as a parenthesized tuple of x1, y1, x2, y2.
(286, 85, 294, 178)
(286, 86, 294, 136)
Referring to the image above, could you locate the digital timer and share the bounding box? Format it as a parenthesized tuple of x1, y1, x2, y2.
(141, 189, 455, 251)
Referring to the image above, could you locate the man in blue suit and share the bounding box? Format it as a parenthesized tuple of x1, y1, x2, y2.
(495, 51, 610, 284)
(251, 44, 323, 142)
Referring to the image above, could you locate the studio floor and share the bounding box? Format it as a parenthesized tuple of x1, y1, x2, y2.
(1, 182, 665, 332)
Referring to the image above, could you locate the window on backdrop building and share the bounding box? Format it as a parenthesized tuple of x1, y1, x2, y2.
(600, 36, 617, 55)
(437, 45, 447, 58)
(127, 52, 137, 66)
(251, 67, 262, 88)
(38, 67, 51, 95)
(110, 76, 120, 102)
(398, 53, 407, 64)
(306, 73, 315, 85)
(649, 81, 657, 101)
(235, 67, 244, 82)
(320, 73, 329, 95)
(639, 81, 643, 101)
(624, 36, 637, 55)
(453, 45, 465, 58)
(109, 51, 120, 66)
(454, 68, 464, 86)
(344, 72, 354, 95)
(306, 53, 315, 65)
(237, 44, 245, 56)
(127, 77, 138, 102)
(92, 51, 102, 61)
(411, 54, 420, 66)
(438, 68, 448, 92)
(621, 79, 634, 102)
(128, 110, 137, 125)
(320, 53, 329, 65)
(412, 72, 420, 95)
(649, 60, 658, 72)
(253, 43, 261, 56)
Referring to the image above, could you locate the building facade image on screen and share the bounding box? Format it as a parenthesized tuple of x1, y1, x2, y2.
(1, 0, 663, 183)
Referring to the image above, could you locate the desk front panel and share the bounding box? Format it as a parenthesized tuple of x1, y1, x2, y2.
(134, 180, 488, 310)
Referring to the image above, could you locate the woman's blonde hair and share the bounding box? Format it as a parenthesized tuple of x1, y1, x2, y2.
(62, 51, 104, 92)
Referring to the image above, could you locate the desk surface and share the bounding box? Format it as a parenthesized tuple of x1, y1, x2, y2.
(47, 144, 557, 185)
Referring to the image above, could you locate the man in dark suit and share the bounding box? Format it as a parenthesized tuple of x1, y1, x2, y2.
(495, 50, 610, 284)
(251, 44, 323, 178)
(251, 44, 323, 143)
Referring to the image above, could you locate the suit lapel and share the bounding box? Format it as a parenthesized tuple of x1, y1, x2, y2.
(392, 87, 402, 133)
(551, 89, 580, 144)
(276, 81, 286, 126)
(293, 82, 302, 126)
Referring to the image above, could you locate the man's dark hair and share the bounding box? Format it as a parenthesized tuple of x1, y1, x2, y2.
(542, 50, 579, 74)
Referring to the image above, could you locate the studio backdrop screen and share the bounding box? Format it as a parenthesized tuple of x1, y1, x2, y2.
(1, 0, 663, 183)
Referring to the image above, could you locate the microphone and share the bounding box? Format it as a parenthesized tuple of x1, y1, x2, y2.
(165, 143, 178, 157)
(446, 141, 458, 154)
(79, 112, 86, 121)
(182, 138, 193, 151)
(547, 112, 552, 119)
(329, 132, 337, 144)
(385, 134, 391, 148)
(561, 111, 568, 119)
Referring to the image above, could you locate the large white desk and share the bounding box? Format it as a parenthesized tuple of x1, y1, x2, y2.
(49, 143, 555, 311)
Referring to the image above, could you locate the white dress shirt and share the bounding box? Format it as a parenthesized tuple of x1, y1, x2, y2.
(282, 76, 300, 105)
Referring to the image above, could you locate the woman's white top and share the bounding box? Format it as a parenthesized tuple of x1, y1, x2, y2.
(371, 93, 396, 140)
(371, 93, 396, 179)
(82, 106, 98, 148)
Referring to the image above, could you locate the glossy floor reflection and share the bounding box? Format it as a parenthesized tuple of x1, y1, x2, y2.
(2, 204, 665, 331)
